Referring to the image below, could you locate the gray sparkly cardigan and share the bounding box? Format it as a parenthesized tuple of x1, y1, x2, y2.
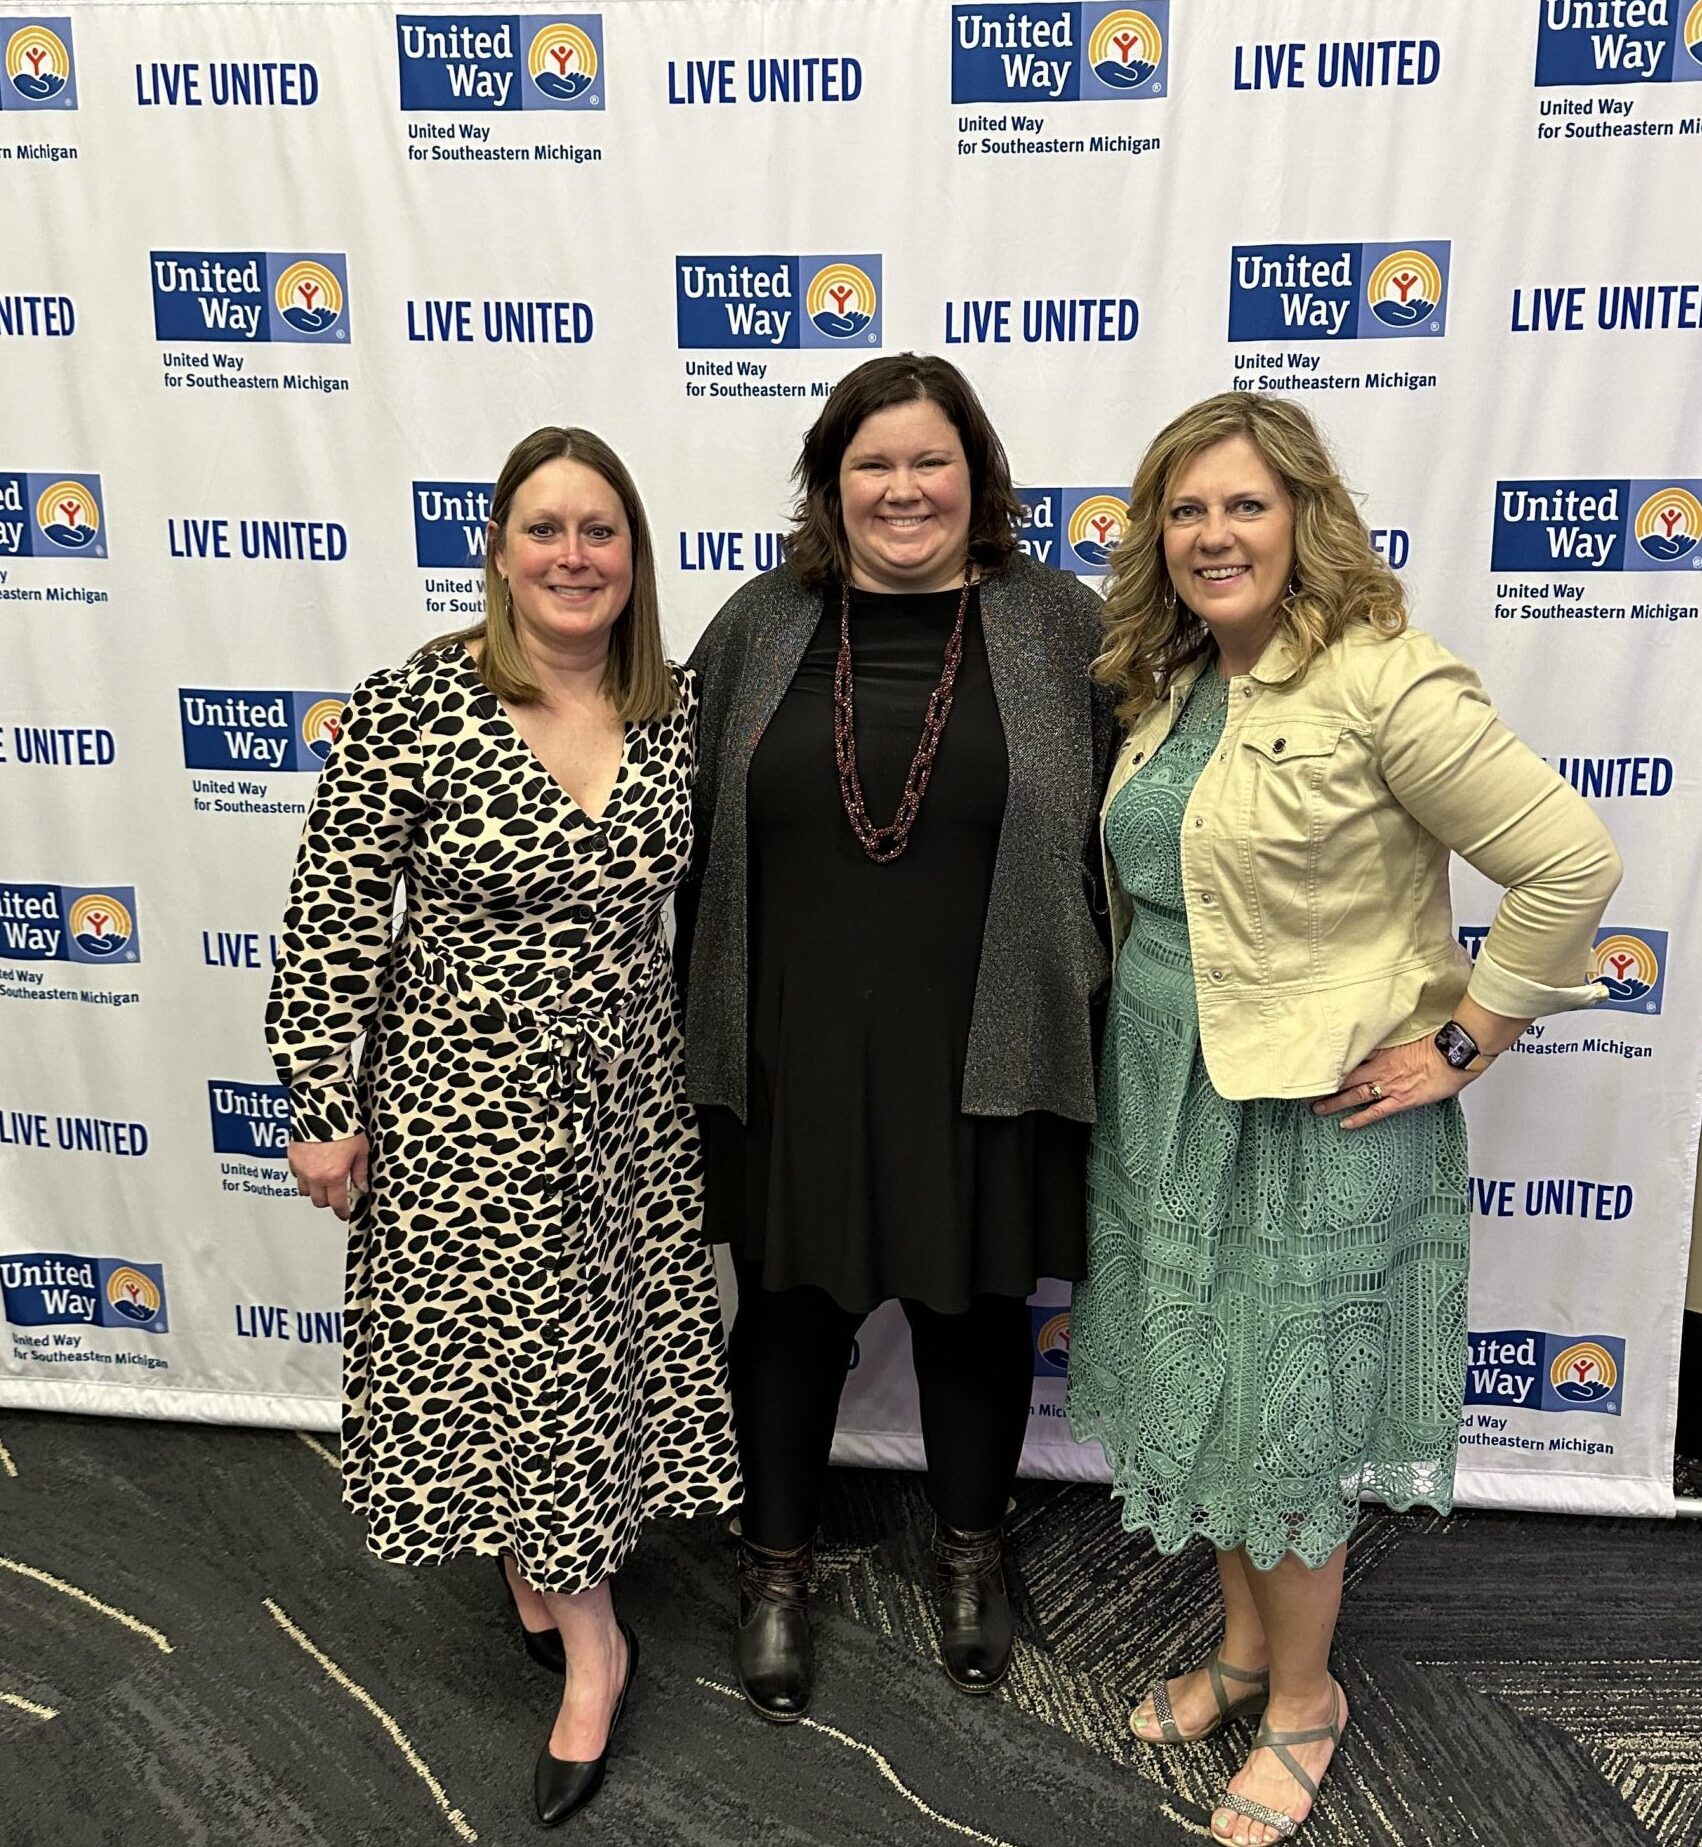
(678, 553, 1116, 1124)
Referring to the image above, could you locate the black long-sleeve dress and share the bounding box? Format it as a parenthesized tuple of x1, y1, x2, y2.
(698, 585, 1088, 1314)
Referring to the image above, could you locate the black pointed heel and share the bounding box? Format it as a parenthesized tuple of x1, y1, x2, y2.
(497, 1555, 566, 1675)
(533, 1621, 637, 1827)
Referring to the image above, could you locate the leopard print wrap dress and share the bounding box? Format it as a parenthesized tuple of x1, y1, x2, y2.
(266, 647, 740, 1593)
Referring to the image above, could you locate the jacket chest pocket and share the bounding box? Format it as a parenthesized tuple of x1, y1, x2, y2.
(1235, 721, 1344, 858)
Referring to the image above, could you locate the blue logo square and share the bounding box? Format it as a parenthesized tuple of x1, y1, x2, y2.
(413, 481, 494, 567)
(1017, 487, 1129, 574)
(1030, 1305, 1071, 1376)
(1079, 2, 1168, 100)
(519, 14, 604, 109)
(0, 1252, 167, 1333)
(1538, 1333, 1624, 1414)
(265, 252, 352, 345)
(952, 3, 1082, 103)
(1491, 479, 1628, 573)
(0, 471, 105, 558)
(796, 255, 882, 350)
(1357, 241, 1449, 339)
(1228, 244, 1360, 342)
(208, 1080, 292, 1158)
(1535, 8, 1675, 84)
(1, 17, 77, 110)
(1625, 479, 1702, 571)
(1589, 927, 1667, 1015)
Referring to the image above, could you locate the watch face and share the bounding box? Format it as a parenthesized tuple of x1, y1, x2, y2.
(1435, 1022, 1477, 1069)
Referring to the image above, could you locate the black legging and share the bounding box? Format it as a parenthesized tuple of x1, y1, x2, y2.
(729, 1259, 1036, 1549)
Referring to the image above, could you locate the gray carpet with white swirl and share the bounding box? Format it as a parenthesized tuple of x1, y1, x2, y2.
(1, 1412, 1698, 1846)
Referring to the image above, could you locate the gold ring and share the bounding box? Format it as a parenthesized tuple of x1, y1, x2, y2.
(1368, 1082, 1384, 1102)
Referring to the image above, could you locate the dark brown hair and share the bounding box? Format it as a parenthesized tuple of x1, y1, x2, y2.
(419, 426, 675, 722)
(784, 354, 1021, 589)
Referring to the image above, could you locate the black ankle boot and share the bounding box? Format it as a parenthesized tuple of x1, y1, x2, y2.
(736, 1539, 814, 1722)
(932, 1522, 1013, 1694)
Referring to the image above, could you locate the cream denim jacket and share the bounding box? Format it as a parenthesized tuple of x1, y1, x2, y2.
(1101, 624, 1622, 1101)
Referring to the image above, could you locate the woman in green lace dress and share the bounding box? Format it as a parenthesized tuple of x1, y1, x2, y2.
(1067, 395, 1620, 1845)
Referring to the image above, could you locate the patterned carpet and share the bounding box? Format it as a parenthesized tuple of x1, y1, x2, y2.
(1, 1411, 1698, 1846)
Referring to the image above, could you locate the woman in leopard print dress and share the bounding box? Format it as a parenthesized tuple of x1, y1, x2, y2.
(266, 427, 739, 1824)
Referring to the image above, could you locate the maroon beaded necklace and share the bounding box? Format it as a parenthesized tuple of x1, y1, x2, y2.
(832, 569, 972, 864)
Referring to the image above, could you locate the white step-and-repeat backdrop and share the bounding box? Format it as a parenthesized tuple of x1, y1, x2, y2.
(2, 0, 1697, 1519)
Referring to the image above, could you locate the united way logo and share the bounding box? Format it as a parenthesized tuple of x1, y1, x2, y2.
(396, 14, 604, 110)
(1534, 0, 1702, 84)
(1364, 248, 1445, 330)
(273, 259, 344, 336)
(952, 3, 1170, 103)
(208, 1080, 291, 1157)
(35, 477, 100, 549)
(1634, 485, 1700, 563)
(1229, 242, 1450, 341)
(1031, 1307, 1072, 1376)
(1549, 1339, 1621, 1407)
(179, 689, 348, 771)
(0, 472, 105, 558)
(0, 883, 140, 965)
(1492, 479, 1702, 571)
(676, 255, 883, 350)
(1087, 8, 1164, 88)
(151, 252, 352, 345)
(3, 18, 76, 109)
(299, 697, 343, 762)
(804, 262, 878, 340)
(414, 481, 494, 566)
(1017, 487, 1128, 573)
(1, 1254, 168, 1334)
(1590, 929, 1667, 1013)
(1065, 493, 1127, 568)
(67, 891, 135, 959)
(1466, 1328, 1625, 1416)
(527, 20, 599, 100)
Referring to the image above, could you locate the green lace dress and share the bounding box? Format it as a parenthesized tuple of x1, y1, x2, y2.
(1067, 665, 1470, 1570)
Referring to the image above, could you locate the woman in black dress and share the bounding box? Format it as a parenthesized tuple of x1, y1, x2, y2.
(681, 355, 1113, 1718)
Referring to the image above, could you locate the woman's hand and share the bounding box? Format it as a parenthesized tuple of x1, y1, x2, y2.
(1312, 1037, 1482, 1130)
(287, 1135, 370, 1219)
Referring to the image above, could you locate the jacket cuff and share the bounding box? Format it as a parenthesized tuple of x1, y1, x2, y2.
(288, 1080, 361, 1143)
(1467, 946, 1607, 1021)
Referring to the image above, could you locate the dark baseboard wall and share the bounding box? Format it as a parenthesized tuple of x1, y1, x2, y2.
(1679, 1309, 1701, 1462)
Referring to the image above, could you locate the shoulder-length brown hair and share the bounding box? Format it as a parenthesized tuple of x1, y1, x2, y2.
(1094, 393, 1407, 723)
(785, 354, 1022, 590)
(418, 426, 675, 722)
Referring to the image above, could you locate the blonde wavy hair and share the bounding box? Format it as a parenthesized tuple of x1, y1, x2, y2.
(1094, 394, 1407, 722)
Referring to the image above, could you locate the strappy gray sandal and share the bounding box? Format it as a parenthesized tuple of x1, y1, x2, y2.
(1213, 1686, 1345, 1840)
(1131, 1654, 1270, 1743)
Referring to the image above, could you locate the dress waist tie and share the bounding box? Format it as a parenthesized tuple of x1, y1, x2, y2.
(401, 935, 670, 1280)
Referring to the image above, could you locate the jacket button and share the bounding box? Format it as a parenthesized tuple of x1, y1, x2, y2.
(1272, 737, 1287, 754)
(1193, 817, 1204, 829)
(1209, 968, 1226, 983)
(1132, 751, 1144, 764)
